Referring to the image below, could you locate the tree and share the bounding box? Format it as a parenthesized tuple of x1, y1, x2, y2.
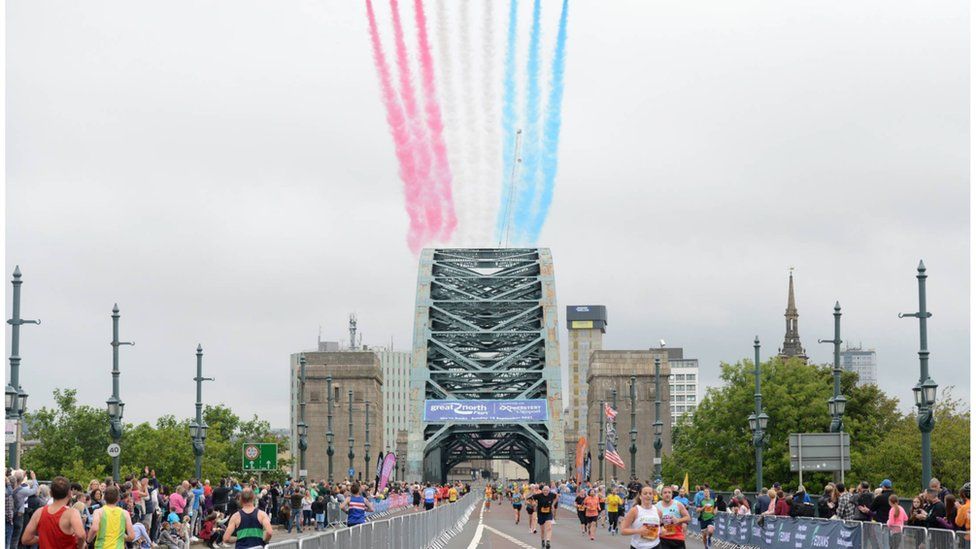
(660, 357, 965, 494)
(21, 389, 112, 481)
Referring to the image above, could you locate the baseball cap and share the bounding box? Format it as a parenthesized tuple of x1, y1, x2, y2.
(881, 479, 892, 488)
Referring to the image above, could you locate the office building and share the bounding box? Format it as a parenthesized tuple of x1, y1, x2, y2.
(665, 348, 700, 426)
(566, 305, 607, 437)
(841, 345, 878, 386)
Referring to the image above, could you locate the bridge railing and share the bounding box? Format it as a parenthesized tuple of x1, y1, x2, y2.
(706, 510, 970, 548)
(268, 492, 479, 549)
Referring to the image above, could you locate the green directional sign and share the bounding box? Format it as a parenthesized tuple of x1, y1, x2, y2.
(242, 443, 277, 471)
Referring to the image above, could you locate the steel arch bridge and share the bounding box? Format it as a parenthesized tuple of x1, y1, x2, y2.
(407, 248, 566, 483)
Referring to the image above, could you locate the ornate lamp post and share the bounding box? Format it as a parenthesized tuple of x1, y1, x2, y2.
(597, 399, 605, 481)
(628, 374, 638, 480)
(652, 357, 663, 482)
(5, 267, 39, 468)
(191, 344, 214, 480)
(899, 260, 938, 491)
(326, 374, 335, 482)
(364, 400, 371, 483)
(297, 354, 308, 480)
(348, 390, 355, 479)
(107, 304, 134, 482)
(747, 337, 769, 493)
(819, 302, 847, 433)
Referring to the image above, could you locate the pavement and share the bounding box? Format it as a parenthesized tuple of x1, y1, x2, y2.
(446, 498, 706, 549)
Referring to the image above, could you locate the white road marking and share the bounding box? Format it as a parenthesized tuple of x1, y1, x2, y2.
(465, 501, 487, 549)
(482, 525, 537, 549)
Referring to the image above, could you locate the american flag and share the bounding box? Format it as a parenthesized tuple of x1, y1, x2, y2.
(604, 402, 618, 421)
(605, 438, 626, 469)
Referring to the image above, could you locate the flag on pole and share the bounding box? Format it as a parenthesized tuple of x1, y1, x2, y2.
(604, 402, 618, 421)
(605, 438, 626, 469)
(681, 472, 689, 494)
(583, 451, 592, 481)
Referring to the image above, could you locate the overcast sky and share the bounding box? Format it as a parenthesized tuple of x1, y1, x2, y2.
(6, 0, 969, 430)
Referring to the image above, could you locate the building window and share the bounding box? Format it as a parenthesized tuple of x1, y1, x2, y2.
(686, 374, 696, 381)
(310, 391, 321, 402)
(687, 384, 696, 393)
(675, 374, 685, 381)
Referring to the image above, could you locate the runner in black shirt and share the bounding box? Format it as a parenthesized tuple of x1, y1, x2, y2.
(531, 485, 557, 549)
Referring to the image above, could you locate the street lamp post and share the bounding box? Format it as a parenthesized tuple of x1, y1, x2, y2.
(297, 354, 308, 480)
(107, 304, 134, 483)
(364, 400, 371, 483)
(597, 400, 605, 481)
(652, 357, 663, 483)
(629, 375, 637, 481)
(748, 337, 769, 493)
(5, 267, 39, 469)
(348, 390, 355, 480)
(326, 375, 335, 482)
(191, 344, 214, 480)
(899, 260, 938, 491)
(819, 303, 846, 434)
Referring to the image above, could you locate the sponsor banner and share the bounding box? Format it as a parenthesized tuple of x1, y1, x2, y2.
(377, 452, 397, 493)
(423, 399, 549, 422)
(713, 513, 861, 549)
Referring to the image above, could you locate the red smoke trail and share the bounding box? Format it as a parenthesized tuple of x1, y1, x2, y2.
(366, 0, 426, 251)
(390, 0, 442, 241)
(413, 0, 457, 240)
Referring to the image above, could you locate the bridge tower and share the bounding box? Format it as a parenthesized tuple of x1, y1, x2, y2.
(407, 248, 566, 483)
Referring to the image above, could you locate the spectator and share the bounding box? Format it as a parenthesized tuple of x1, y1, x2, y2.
(907, 496, 927, 528)
(930, 478, 951, 503)
(870, 479, 894, 525)
(168, 489, 186, 518)
(774, 490, 791, 516)
(158, 519, 186, 549)
(819, 485, 837, 518)
(311, 497, 326, 531)
(940, 494, 958, 530)
(955, 483, 970, 532)
(855, 482, 874, 521)
(916, 488, 947, 529)
(11, 470, 39, 549)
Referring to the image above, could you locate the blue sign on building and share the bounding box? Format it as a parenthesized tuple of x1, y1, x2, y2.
(423, 399, 549, 423)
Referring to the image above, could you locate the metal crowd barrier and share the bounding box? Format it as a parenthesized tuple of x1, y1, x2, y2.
(705, 511, 970, 549)
(267, 491, 479, 549)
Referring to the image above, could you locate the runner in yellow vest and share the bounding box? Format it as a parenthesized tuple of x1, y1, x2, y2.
(86, 486, 135, 549)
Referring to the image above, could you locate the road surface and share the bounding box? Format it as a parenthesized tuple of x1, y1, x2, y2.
(446, 498, 706, 549)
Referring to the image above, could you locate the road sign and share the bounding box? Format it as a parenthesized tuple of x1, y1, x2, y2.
(348, 468, 355, 478)
(6, 420, 17, 444)
(789, 433, 851, 472)
(242, 443, 278, 471)
(107, 443, 121, 458)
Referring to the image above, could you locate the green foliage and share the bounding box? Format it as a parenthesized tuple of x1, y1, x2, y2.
(662, 358, 970, 495)
(21, 390, 287, 486)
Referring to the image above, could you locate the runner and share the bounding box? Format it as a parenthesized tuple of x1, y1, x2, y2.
(656, 485, 691, 549)
(583, 488, 600, 541)
(606, 485, 624, 536)
(696, 487, 716, 548)
(339, 483, 373, 527)
(222, 489, 273, 549)
(621, 485, 663, 549)
(86, 486, 135, 549)
(448, 484, 459, 504)
(412, 483, 421, 510)
(19, 476, 85, 549)
(423, 483, 436, 511)
(512, 488, 523, 525)
(525, 484, 537, 534)
(484, 484, 493, 512)
(575, 489, 587, 535)
(530, 484, 558, 549)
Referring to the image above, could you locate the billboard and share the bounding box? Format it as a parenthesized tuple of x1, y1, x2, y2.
(423, 399, 549, 422)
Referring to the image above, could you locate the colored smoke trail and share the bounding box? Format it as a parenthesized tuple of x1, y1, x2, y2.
(524, 0, 569, 242)
(495, 0, 520, 243)
(390, 0, 441, 241)
(511, 0, 544, 243)
(414, 0, 457, 241)
(365, 0, 425, 251)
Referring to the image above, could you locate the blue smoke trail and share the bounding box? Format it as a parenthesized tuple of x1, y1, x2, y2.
(495, 0, 520, 243)
(511, 0, 543, 243)
(524, 0, 568, 242)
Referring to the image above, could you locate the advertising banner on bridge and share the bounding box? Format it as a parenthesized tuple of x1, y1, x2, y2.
(423, 399, 549, 422)
(713, 513, 861, 549)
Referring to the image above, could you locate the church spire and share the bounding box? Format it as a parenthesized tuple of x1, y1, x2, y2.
(778, 268, 808, 363)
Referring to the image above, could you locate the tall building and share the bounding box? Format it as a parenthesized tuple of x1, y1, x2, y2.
(566, 306, 607, 437)
(663, 348, 700, 426)
(289, 351, 383, 482)
(375, 348, 411, 453)
(841, 345, 878, 386)
(777, 269, 809, 363)
(585, 350, 672, 482)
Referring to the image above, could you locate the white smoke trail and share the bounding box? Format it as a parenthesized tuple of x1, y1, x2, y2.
(477, 0, 500, 248)
(457, 0, 480, 247)
(433, 0, 467, 245)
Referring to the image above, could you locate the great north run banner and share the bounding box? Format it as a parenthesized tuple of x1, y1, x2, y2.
(713, 513, 861, 549)
(423, 399, 549, 422)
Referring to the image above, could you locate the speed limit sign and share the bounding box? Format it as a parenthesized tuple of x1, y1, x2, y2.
(107, 443, 121, 458)
(244, 445, 260, 461)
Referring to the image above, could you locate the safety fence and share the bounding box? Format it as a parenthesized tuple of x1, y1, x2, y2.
(268, 492, 479, 549)
(322, 492, 411, 527)
(700, 511, 971, 549)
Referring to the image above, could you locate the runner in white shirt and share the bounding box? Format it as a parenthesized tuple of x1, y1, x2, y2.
(621, 486, 663, 549)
